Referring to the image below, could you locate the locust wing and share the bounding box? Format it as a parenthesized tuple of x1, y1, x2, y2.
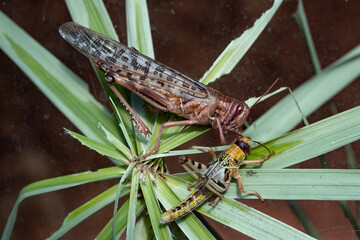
(59, 22, 209, 106)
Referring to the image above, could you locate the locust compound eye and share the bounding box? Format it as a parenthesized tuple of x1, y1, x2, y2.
(236, 105, 243, 115)
(228, 104, 244, 127)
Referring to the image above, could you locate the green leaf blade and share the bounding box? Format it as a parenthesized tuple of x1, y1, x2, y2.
(293, 0, 321, 73)
(226, 169, 360, 200)
(66, 129, 129, 165)
(245, 45, 360, 142)
(48, 185, 130, 240)
(98, 123, 133, 160)
(262, 106, 360, 169)
(140, 174, 172, 240)
(96, 199, 145, 240)
(125, 0, 154, 57)
(126, 169, 141, 239)
(1, 166, 125, 240)
(65, 0, 118, 39)
(200, 0, 283, 85)
(0, 12, 121, 144)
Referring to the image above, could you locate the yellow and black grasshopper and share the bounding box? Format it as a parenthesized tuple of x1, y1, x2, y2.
(160, 136, 273, 223)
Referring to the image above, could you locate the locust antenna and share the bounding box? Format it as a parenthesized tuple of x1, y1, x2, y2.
(236, 78, 279, 136)
(252, 140, 275, 160)
(249, 78, 279, 112)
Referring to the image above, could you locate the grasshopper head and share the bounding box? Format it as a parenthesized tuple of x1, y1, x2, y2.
(234, 136, 252, 155)
(224, 100, 250, 134)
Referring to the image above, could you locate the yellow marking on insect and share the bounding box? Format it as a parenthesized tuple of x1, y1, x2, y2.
(220, 144, 246, 167)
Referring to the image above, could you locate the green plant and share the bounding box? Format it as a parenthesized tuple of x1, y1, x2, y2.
(1, 0, 360, 239)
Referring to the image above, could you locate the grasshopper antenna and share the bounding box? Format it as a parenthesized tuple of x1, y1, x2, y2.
(251, 139, 275, 160)
(236, 78, 279, 136)
(248, 78, 279, 112)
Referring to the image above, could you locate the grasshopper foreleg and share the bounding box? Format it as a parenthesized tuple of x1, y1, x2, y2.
(215, 117, 226, 145)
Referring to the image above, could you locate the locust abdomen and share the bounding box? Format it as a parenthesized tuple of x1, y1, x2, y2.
(160, 184, 212, 223)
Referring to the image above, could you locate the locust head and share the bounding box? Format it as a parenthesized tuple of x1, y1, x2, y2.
(234, 136, 252, 156)
(223, 100, 250, 135)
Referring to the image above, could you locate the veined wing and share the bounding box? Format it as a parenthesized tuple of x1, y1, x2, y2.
(59, 22, 209, 99)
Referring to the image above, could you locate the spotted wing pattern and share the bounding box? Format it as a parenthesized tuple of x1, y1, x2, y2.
(59, 22, 209, 108)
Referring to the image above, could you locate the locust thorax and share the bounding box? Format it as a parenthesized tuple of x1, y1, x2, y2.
(223, 100, 250, 134)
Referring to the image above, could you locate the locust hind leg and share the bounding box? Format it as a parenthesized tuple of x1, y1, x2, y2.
(233, 171, 264, 202)
(209, 196, 222, 207)
(179, 156, 209, 190)
(104, 72, 151, 136)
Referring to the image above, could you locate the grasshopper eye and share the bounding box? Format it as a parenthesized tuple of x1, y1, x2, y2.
(236, 105, 243, 115)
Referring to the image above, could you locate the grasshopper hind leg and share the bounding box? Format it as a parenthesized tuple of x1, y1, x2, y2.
(233, 172, 264, 202)
(179, 156, 209, 190)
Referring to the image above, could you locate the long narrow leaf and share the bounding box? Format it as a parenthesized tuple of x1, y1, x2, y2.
(1, 166, 125, 240)
(293, 0, 321, 73)
(126, 168, 141, 239)
(112, 163, 135, 239)
(133, 215, 155, 240)
(96, 199, 145, 240)
(245, 45, 360, 142)
(232, 169, 360, 200)
(207, 198, 314, 239)
(140, 174, 172, 240)
(0, 11, 119, 144)
(98, 123, 133, 160)
(125, 0, 154, 57)
(66, 129, 129, 165)
(262, 106, 360, 169)
(156, 125, 210, 156)
(65, 0, 118, 39)
(168, 167, 360, 201)
(200, 0, 283, 85)
(48, 185, 130, 240)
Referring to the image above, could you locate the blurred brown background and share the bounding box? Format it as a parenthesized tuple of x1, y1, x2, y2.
(1, 0, 360, 239)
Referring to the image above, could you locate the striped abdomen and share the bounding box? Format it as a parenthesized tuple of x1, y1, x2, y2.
(160, 184, 212, 223)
